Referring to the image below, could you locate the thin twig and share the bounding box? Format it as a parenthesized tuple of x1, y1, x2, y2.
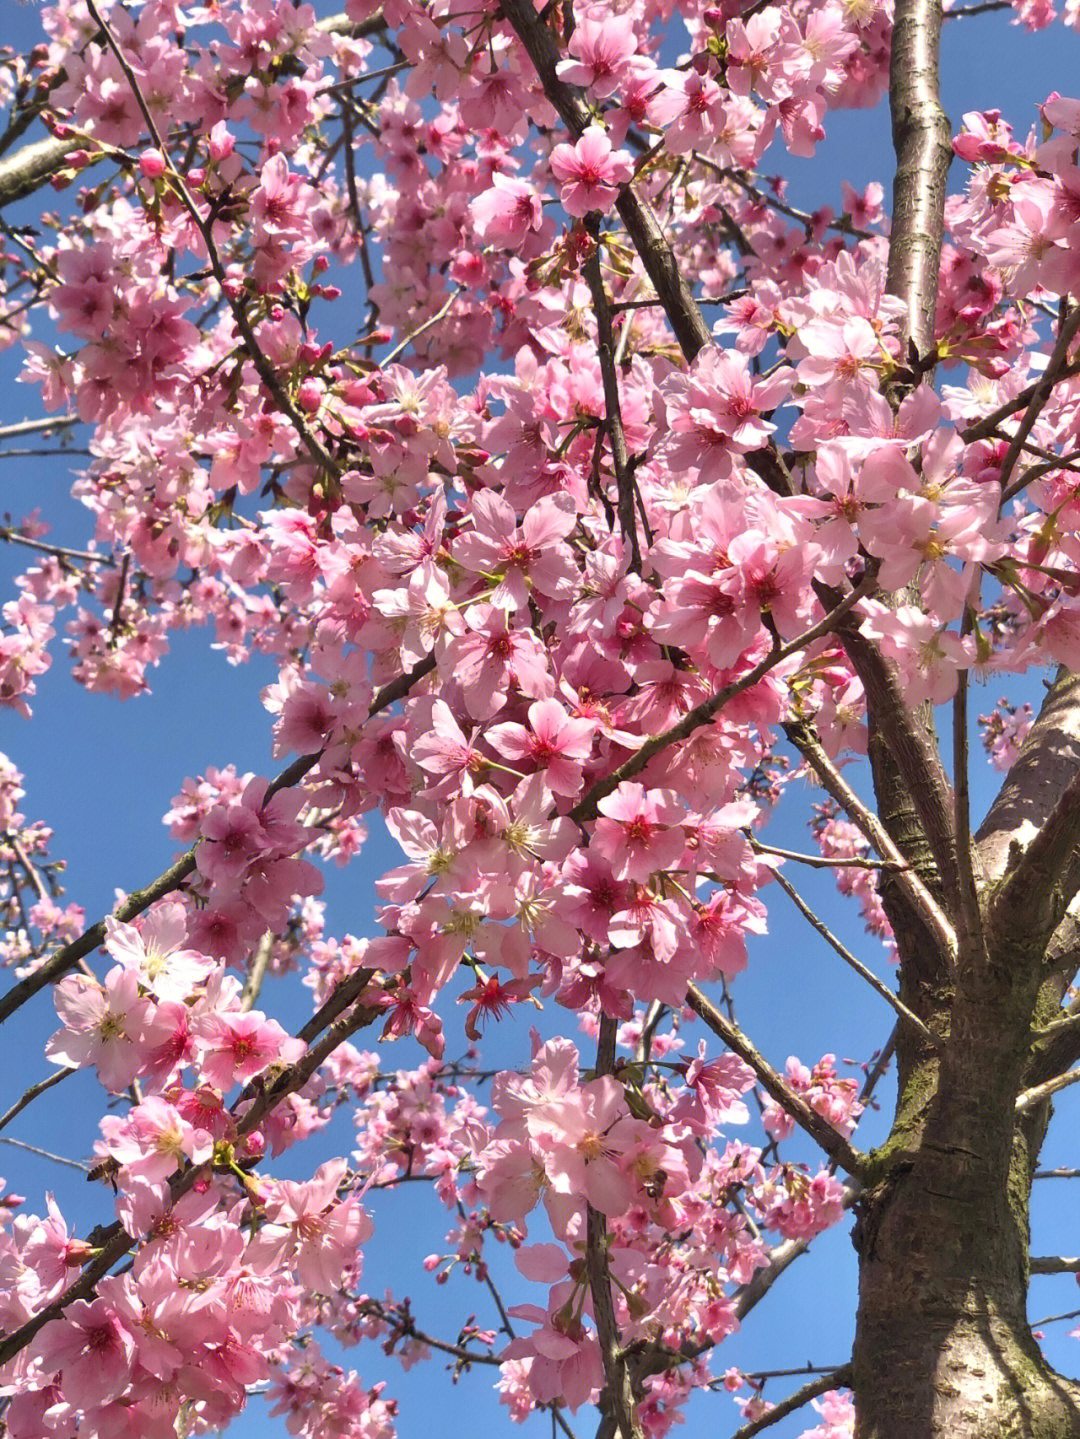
(0, 1069, 73, 1133)
(1031, 1307, 1080, 1327)
(996, 305, 1080, 504)
(747, 836, 906, 871)
(785, 720, 957, 962)
(961, 361, 1080, 444)
(770, 867, 939, 1045)
(381, 287, 463, 367)
(944, 0, 1011, 14)
(0, 1135, 90, 1171)
(240, 931, 275, 1012)
(952, 604, 985, 962)
(0, 528, 111, 566)
(583, 218, 639, 573)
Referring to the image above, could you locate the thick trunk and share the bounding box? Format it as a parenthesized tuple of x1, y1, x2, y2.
(851, 978, 1080, 1437)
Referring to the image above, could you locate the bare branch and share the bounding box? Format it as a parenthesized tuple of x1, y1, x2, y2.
(0, 532, 110, 564)
(747, 836, 905, 871)
(1015, 1065, 1080, 1113)
(838, 622, 959, 900)
(0, 1135, 89, 1171)
(1031, 1306, 1080, 1327)
(1030, 1256, 1080, 1274)
(240, 931, 275, 1012)
(952, 634, 986, 961)
(0, 1067, 72, 1133)
(583, 219, 639, 573)
(885, 0, 951, 357)
(995, 305, 1080, 503)
(381, 286, 463, 367)
(769, 866, 939, 1046)
(0, 416, 79, 441)
(785, 720, 957, 962)
(943, 1, 1012, 14)
(1033, 1010, 1080, 1042)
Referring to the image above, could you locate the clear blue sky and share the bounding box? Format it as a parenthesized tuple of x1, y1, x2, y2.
(0, 5, 1077, 1438)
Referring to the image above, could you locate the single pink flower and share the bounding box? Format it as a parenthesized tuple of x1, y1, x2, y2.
(593, 782, 685, 883)
(549, 126, 633, 218)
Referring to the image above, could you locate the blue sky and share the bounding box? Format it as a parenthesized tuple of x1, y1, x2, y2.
(0, 4, 1078, 1438)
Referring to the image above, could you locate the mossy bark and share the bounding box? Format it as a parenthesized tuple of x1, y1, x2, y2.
(849, 935, 1080, 1437)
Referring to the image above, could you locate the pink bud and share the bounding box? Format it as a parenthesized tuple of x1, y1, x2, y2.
(208, 122, 235, 162)
(296, 379, 323, 413)
(139, 149, 167, 179)
(422, 1254, 442, 1272)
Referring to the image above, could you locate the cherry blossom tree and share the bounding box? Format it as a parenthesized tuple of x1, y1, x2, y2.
(0, 0, 1078, 1434)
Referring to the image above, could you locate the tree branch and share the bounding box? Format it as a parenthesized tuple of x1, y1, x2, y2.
(1015, 1065, 1080, 1113)
(995, 305, 1080, 503)
(729, 1366, 853, 1439)
(496, 0, 711, 361)
(0, 134, 95, 210)
(586, 1012, 644, 1439)
(1030, 1256, 1080, 1274)
(990, 764, 1080, 961)
(240, 931, 275, 1012)
(583, 218, 639, 573)
(837, 621, 959, 901)
(0, 1067, 72, 1133)
(0, 655, 435, 1025)
(885, 0, 951, 358)
(685, 984, 869, 1178)
(570, 570, 878, 824)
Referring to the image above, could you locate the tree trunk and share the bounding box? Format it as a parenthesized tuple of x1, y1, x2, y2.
(850, 926, 1080, 1435)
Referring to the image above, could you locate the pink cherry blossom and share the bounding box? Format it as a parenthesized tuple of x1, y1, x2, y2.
(549, 126, 633, 217)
